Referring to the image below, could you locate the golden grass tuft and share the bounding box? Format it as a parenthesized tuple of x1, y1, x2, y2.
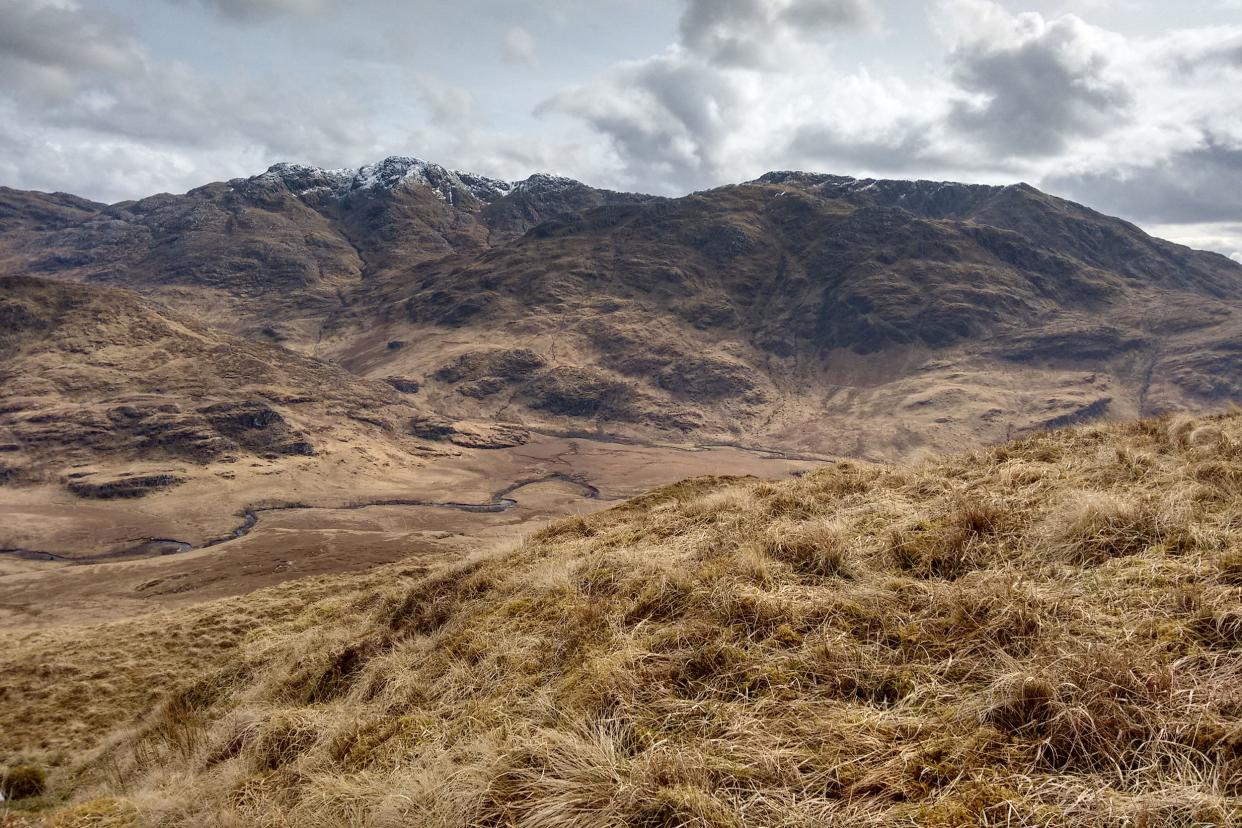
(1039, 490, 1190, 564)
(44, 798, 139, 827)
(8, 412, 1242, 826)
(759, 518, 853, 579)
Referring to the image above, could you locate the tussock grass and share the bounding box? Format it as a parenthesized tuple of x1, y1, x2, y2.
(8, 413, 1242, 826)
(1, 764, 46, 800)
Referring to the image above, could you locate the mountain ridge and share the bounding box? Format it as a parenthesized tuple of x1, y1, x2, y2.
(1, 157, 1240, 460)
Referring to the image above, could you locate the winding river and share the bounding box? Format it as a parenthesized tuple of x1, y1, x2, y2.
(0, 472, 599, 566)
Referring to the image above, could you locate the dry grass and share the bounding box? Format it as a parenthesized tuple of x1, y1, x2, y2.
(6, 413, 1242, 826)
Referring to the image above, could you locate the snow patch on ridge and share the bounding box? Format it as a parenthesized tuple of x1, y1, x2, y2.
(241, 157, 583, 206)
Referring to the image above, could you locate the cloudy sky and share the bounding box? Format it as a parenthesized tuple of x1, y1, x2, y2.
(2, 0, 1240, 259)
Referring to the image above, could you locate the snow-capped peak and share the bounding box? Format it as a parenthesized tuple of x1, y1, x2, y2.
(244, 156, 549, 205)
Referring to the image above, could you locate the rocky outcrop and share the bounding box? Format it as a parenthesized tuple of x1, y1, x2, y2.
(66, 472, 185, 499)
(199, 402, 315, 457)
(447, 422, 530, 449)
(383, 377, 421, 394)
(408, 414, 528, 449)
(433, 349, 547, 385)
(1034, 398, 1113, 431)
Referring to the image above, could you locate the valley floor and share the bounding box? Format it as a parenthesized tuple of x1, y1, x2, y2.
(0, 435, 817, 626)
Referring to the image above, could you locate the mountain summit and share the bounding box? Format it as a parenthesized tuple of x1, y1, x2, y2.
(250, 157, 593, 206)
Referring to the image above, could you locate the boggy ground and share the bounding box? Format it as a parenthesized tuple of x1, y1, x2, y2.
(3, 411, 1241, 826)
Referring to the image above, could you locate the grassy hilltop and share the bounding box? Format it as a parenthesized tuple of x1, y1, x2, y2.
(4, 411, 1242, 826)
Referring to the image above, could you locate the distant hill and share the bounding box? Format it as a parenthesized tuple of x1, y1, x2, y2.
(323, 169, 1242, 457)
(0, 159, 650, 346)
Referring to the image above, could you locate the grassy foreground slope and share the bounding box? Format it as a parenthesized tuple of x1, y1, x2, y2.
(9, 413, 1242, 826)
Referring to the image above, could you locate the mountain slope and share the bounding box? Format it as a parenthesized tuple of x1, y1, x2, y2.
(3, 163, 1241, 460)
(323, 174, 1242, 457)
(6, 411, 1241, 825)
(0, 274, 458, 499)
(0, 159, 650, 347)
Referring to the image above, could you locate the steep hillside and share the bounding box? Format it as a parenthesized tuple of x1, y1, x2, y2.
(0, 160, 650, 347)
(0, 275, 508, 519)
(3, 412, 1240, 825)
(326, 174, 1242, 457)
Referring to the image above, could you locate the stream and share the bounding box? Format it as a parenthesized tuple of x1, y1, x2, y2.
(0, 472, 599, 567)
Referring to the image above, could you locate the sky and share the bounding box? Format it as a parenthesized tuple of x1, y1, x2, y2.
(1, 0, 1240, 261)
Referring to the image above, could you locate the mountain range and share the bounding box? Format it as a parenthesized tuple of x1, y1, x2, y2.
(2, 155, 1240, 476)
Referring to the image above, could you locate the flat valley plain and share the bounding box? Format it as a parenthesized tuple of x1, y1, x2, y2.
(0, 432, 819, 626)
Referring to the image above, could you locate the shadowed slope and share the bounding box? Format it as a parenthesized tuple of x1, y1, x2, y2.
(0, 160, 650, 348)
(330, 175, 1242, 457)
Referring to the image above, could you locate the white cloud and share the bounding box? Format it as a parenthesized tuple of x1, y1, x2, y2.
(1145, 221, 1242, 263)
(942, 7, 1133, 156)
(539, 0, 902, 192)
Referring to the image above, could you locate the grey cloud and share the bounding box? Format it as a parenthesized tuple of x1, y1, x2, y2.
(786, 121, 943, 173)
(0, 0, 394, 200)
(779, 0, 876, 31)
(416, 79, 475, 127)
(678, 0, 773, 67)
(678, 0, 877, 68)
(176, 0, 328, 22)
(1195, 38, 1242, 67)
(1044, 141, 1242, 224)
(948, 16, 1132, 156)
(540, 52, 741, 191)
(25, 55, 376, 156)
(1159, 27, 1242, 74)
(0, 0, 145, 101)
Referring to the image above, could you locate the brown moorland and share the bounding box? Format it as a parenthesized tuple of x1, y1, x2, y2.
(2, 410, 1240, 826)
